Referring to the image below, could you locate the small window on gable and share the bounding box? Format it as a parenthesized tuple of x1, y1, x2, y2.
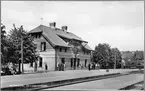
(41, 42, 46, 51)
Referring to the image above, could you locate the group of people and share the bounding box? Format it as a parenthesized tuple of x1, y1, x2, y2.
(88, 63, 100, 71)
(57, 63, 65, 71)
(1, 64, 18, 75)
(57, 62, 100, 71)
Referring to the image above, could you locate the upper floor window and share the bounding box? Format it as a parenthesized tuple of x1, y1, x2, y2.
(65, 48, 67, 52)
(41, 42, 46, 51)
(33, 33, 41, 39)
(59, 48, 62, 52)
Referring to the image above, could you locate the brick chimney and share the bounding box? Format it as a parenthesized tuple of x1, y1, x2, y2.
(62, 26, 68, 31)
(49, 22, 56, 28)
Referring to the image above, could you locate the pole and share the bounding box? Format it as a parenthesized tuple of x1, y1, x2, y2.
(21, 37, 24, 74)
(21, 26, 24, 74)
(114, 52, 116, 69)
(74, 54, 76, 70)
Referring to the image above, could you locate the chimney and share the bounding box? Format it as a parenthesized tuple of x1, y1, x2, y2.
(62, 26, 68, 31)
(49, 22, 56, 28)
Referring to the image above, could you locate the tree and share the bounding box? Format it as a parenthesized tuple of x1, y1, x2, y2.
(110, 48, 122, 68)
(8, 24, 38, 72)
(1, 23, 10, 65)
(132, 51, 144, 69)
(93, 43, 122, 69)
(132, 51, 144, 61)
(93, 43, 112, 69)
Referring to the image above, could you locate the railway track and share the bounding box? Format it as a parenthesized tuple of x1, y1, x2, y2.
(1, 70, 143, 91)
(120, 81, 144, 90)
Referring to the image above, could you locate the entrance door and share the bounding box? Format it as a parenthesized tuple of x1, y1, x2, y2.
(74, 58, 76, 68)
(85, 59, 87, 67)
(77, 59, 80, 67)
(71, 58, 73, 68)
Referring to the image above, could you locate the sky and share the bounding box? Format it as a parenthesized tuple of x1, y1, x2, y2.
(1, 1, 144, 51)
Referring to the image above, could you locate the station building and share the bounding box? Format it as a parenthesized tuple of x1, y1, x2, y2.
(23, 22, 92, 72)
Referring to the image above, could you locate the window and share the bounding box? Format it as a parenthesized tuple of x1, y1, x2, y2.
(36, 34, 38, 38)
(59, 48, 62, 52)
(77, 59, 80, 67)
(65, 48, 67, 52)
(87, 52, 89, 55)
(61, 58, 65, 64)
(85, 59, 87, 67)
(41, 42, 46, 51)
(30, 62, 33, 67)
(38, 34, 41, 38)
(71, 58, 73, 67)
(39, 57, 43, 67)
(34, 44, 37, 48)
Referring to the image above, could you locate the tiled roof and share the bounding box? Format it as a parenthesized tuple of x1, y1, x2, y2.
(82, 42, 93, 50)
(29, 25, 92, 49)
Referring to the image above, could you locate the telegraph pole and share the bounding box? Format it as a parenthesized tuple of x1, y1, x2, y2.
(114, 51, 116, 69)
(21, 26, 24, 74)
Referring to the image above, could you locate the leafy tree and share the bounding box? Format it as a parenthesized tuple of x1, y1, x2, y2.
(131, 51, 144, 69)
(110, 48, 122, 68)
(1, 23, 10, 65)
(93, 43, 122, 69)
(132, 51, 144, 61)
(8, 24, 38, 72)
(93, 43, 112, 69)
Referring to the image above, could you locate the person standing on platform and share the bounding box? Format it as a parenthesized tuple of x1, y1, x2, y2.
(45, 63, 48, 72)
(88, 63, 91, 71)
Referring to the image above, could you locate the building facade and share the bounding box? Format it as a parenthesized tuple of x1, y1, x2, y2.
(23, 22, 92, 72)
